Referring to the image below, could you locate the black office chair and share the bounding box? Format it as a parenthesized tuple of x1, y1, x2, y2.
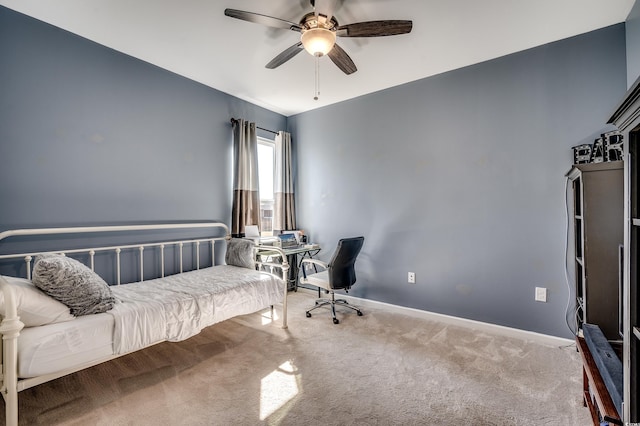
(299, 236, 365, 324)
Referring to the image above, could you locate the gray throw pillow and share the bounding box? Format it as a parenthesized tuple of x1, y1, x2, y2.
(32, 254, 116, 316)
(225, 238, 256, 269)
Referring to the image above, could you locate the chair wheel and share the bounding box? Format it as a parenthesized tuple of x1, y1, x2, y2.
(357, 310, 363, 316)
(333, 318, 340, 324)
(306, 312, 311, 318)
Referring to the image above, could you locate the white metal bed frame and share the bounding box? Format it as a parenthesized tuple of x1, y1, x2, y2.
(0, 222, 290, 426)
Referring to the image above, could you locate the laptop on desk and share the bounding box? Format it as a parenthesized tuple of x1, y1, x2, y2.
(278, 233, 298, 249)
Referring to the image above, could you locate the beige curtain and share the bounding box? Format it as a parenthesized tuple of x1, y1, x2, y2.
(274, 131, 296, 232)
(231, 119, 260, 237)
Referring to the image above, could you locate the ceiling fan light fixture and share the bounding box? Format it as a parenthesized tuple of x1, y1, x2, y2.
(301, 28, 336, 56)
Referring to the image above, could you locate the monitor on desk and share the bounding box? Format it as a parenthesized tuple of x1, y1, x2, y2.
(244, 225, 261, 244)
(245, 225, 260, 238)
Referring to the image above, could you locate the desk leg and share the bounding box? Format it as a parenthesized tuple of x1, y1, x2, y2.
(298, 250, 322, 297)
(282, 266, 288, 329)
(289, 254, 298, 291)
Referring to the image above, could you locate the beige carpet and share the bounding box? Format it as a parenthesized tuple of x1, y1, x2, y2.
(5, 291, 590, 425)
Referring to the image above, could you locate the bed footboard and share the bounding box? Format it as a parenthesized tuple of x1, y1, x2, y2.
(255, 246, 290, 329)
(0, 276, 24, 426)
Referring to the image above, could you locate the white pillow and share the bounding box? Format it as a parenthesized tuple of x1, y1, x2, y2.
(0, 275, 75, 327)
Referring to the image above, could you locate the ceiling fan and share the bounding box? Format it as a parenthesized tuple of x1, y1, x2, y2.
(224, 0, 413, 75)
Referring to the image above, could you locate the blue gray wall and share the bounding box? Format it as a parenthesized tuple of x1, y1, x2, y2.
(288, 24, 627, 338)
(0, 6, 286, 230)
(0, 5, 631, 338)
(627, 0, 640, 87)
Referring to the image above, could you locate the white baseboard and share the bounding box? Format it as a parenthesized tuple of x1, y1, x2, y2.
(298, 288, 574, 348)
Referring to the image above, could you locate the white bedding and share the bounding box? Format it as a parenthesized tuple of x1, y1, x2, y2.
(17, 265, 284, 378)
(18, 313, 114, 378)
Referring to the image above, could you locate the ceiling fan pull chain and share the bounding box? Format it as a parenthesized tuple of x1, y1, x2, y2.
(314, 55, 320, 100)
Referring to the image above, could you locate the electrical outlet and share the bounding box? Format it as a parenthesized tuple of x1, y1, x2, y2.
(408, 272, 415, 283)
(535, 287, 547, 302)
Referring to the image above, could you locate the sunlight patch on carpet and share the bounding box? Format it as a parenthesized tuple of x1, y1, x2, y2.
(260, 360, 298, 420)
(260, 309, 279, 325)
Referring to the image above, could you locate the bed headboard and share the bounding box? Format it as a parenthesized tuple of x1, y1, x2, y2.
(0, 222, 229, 285)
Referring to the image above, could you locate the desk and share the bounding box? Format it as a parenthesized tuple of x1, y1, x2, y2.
(258, 245, 321, 291)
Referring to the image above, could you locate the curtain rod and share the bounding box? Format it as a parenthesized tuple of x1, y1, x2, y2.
(230, 118, 279, 136)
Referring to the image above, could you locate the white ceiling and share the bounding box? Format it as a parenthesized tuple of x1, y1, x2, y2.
(1, 0, 635, 116)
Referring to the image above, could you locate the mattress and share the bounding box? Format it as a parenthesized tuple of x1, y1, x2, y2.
(18, 312, 114, 378)
(110, 265, 284, 353)
(16, 265, 283, 378)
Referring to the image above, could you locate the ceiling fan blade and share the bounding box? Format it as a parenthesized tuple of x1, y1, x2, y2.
(224, 9, 302, 32)
(327, 43, 357, 75)
(266, 42, 304, 69)
(312, 0, 337, 21)
(337, 20, 413, 37)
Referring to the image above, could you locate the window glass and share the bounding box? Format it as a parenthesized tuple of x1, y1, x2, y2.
(258, 138, 275, 236)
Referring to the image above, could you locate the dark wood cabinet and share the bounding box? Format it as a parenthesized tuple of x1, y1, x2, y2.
(567, 162, 623, 340)
(608, 77, 640, 423)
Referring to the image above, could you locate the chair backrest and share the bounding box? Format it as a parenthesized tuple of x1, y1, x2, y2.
(327, 236, 365, 290)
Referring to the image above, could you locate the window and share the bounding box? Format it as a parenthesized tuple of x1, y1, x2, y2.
(257, 137, 275, 236)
